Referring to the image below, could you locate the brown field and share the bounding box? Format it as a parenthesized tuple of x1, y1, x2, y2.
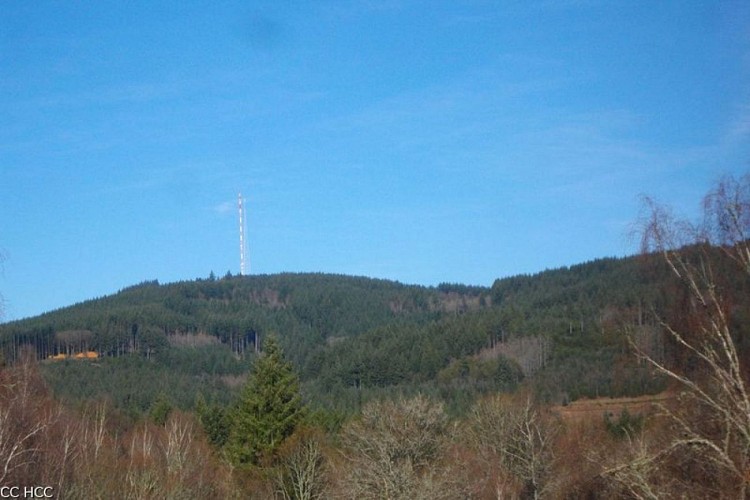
(552, 392, 674, 424)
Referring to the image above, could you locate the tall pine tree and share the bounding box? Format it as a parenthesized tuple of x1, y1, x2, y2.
(227, 334, 305, 466)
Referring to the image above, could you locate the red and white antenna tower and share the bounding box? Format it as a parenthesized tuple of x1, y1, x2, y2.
(238, 192, 248, 275)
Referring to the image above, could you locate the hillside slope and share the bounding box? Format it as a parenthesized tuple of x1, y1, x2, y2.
(0, 273, 488, 364)
(2, 247, 745, 414)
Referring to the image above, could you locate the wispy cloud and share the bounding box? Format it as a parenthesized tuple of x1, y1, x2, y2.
(213, 200, 235, 214)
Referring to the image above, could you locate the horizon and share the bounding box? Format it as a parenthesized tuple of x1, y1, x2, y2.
(2, 1, 749, 321)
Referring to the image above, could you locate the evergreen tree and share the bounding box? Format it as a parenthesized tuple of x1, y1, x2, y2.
(227, 335, 304, 466)
(148, 392, 173, 426)
(196, 393, 231, 447)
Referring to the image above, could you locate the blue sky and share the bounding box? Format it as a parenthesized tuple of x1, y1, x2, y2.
(1, 0, 749, 321)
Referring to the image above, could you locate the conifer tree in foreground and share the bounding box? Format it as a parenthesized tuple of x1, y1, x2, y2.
(227, 334, 305, 466)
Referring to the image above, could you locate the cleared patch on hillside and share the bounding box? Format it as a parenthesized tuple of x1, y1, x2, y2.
(477, 335, 550, 376)
(552, 392, 674, 424)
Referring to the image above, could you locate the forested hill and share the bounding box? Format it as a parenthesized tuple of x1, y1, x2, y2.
(0, 272, 490, 367)
(2, 247, 746, 413)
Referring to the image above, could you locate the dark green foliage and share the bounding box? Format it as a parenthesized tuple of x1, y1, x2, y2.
(39, 349, 243, 414)
(149, 392, 173, 425)
(309, 311, 501, 391)
(155, 344, 249, 377)
(139, 327, 169, 358)
(604, 409, 644, 439)
(196, 394, 231, 447)
(304, 406, 348, 433)
(226, 335, 305, 466)
(437, 355, 523, 392)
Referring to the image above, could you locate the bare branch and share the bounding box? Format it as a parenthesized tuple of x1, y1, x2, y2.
(615, 174, 750, 497)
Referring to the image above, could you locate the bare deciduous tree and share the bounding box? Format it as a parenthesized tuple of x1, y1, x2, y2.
(334, 395, 458, 500)
(606, 174, 750, 498)
(0, 351, 58, 487)
(163, 414, 193, 475)
(0, 405, 49, 485)
(274, 428, 328, 500)
(464, 394, 559, 499)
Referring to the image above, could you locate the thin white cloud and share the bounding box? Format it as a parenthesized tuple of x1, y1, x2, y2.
(213, 200, 235, 214)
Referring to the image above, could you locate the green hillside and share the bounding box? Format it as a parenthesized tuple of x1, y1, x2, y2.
(3, 248, 745, 416)
(0, 272, 488, 364)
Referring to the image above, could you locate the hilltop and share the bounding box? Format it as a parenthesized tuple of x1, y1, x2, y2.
(0, 272, 489, 363)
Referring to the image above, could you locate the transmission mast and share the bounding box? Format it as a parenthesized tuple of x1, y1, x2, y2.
(238, 192, 248, 276)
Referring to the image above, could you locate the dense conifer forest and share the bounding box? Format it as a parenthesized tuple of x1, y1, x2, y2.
(0, 255, 678, 416)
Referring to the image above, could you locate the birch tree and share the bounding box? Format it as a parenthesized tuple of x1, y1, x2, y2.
(606, 174, 750, 498)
